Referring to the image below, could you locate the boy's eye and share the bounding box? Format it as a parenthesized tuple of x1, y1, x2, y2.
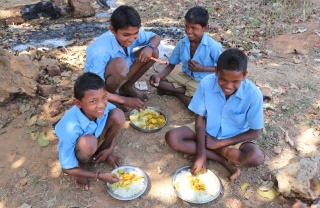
(89, 100, 96, 103)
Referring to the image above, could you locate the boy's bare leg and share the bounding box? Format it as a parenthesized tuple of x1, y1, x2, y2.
(214, 143, 264, 167)
(165, 127, 241, 181)
(119, 48, 159, 101)
(155, 79, 191, 107)
(93, 108, 125, 167)
(75, 135, 99, 190)
(104, 57, 127, 94)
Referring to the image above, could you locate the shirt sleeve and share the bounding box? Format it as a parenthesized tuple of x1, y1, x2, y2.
(133, 31, 156, 47)
(188, 82, 207, 116)
(209, 42, 222, 67)
(247, 89, 264, 130)
(55, 118, 83, 169)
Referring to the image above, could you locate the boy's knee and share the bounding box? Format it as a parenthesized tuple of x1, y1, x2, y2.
(108, 57, 127, 78)
(76, 135, 98, 161)
(246, 150, 264, 167)
(109, 108, 125, 126)
(165, 130, 177, 147)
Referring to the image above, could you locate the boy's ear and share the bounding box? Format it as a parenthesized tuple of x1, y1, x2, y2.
(203, 24, 209, 32)
(109, 25, 116, 34)
(74, 98, 82, 108)
(243, 71, 248, 80)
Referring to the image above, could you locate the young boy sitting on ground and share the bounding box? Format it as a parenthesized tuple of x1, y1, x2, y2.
(55, 72, 125, 191)
(85, 5, 161, 111)
(149, 6, 222, 107)
(165, 49, 264, 181)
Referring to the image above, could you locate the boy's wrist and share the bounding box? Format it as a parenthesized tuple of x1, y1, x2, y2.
(146, 43, 156, 51)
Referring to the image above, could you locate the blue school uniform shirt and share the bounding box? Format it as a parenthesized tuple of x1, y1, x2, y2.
(188, 74, 264, 140)
(168, 33, 222, 82)
(84, 30, 156, 80)
(55, 103, 115, 169)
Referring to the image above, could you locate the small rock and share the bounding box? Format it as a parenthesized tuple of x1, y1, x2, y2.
(18, 168, 28, 178)
(259, 86, 272, 101)
(42, 100, 63, 117)
(273, 146, 282, 154)
(46, 65, 61, 77)
(38, 85, 56, 97)
(157, 166, 162, 174)
(17, 203, 32, 208)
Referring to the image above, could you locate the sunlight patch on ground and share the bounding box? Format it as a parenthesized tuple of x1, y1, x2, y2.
(11, 157, 25, 169)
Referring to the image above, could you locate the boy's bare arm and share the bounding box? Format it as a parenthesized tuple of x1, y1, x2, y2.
(206, 129, 262, 150)
(149, 64, 175, 86)
(106, 91, 146, 110)
(191, 115, 207, 175)
(188, 60, 216, 72)
(62, 167, 119, 183)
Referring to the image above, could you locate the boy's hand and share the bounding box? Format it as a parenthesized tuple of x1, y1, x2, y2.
(188, 60, 204, 72)
(93, 148, 112, 164)
(124, 97, 147, 110)
(205, 135, 220, 150)
(138, 47, 153, 62)
(99, 172, 120, 183)
(191, 154, 206, 175)
(149, 74, 161, 87)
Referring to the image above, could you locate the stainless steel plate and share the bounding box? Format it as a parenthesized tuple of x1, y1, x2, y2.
(106, 165, 148, 200)
(172, 166, 222, 204)
(129, 106, 167, 133)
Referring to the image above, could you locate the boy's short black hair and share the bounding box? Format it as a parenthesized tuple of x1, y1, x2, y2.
(184, 6, 209, 27)
(74, 72, 106, 100)
(110, 5, 141, 31)
(217, 49, 248, 73)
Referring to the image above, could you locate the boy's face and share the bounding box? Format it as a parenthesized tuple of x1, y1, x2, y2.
(74, 88, 108, 121)
(216, 69, 248, 98)
(185, 22, 208, 42)
(110, 25, 139, 47)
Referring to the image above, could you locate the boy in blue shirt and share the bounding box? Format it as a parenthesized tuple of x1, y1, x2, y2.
(55, 72, 125, 191)
(149, 6, 222, 107)
(85, 5, 161, 111)
(165, 49, 264, 181)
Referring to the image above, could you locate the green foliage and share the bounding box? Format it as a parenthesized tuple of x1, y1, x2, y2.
(257, 124, 277, 147)
(0, 188, 10, 201)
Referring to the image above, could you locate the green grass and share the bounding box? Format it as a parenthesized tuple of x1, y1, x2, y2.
(302, 81, 319, 91)
(0, 188, 10, 201)
(257, 124, 277, 147)
(280, 97, 311, 116)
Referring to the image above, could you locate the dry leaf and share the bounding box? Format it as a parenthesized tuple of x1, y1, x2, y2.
(240, 182, 250, 195)
(257, 188, 279, 200)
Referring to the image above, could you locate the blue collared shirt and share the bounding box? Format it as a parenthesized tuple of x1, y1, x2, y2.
(55, 103, 115, 169)
(168, 33, 222, 82)
(188, 74, 264, 139)
(84, 30, 156, 80)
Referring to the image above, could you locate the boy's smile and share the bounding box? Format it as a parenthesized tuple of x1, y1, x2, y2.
(110, 26, 139, 47)
(185, 22, 208, 43)
(75, 88, 108, 121)
(216, 69, 247, 98)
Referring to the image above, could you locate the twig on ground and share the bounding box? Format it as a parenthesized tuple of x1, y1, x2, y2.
(279, 126, 295, 147)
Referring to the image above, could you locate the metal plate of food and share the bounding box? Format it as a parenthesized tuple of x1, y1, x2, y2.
(172, 166, 222, 204)
(129, 107, 167, 133)
(106, 165, 148, 200)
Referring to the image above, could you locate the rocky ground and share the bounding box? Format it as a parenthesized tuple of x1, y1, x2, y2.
(0, 0, 319, 208)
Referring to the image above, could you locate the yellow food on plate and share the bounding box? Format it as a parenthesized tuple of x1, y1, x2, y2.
(130, 108, 166, 130)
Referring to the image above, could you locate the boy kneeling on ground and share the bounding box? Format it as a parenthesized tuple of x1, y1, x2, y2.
(55, 72, 125, 190)
(165, 49, 264, 181)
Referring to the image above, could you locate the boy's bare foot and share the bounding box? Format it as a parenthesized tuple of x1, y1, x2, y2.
(75, 177, 89, 191)
(106, 155, 122, 168)
(225, 163, 241, 181)
(120, 86, 148, 101)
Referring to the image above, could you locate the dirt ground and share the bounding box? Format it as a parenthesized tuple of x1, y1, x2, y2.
(0, 1, 320, 208)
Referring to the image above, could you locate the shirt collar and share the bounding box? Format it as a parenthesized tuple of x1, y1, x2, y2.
(181, 33, 210, 46)
(108, 31, 126, 55)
